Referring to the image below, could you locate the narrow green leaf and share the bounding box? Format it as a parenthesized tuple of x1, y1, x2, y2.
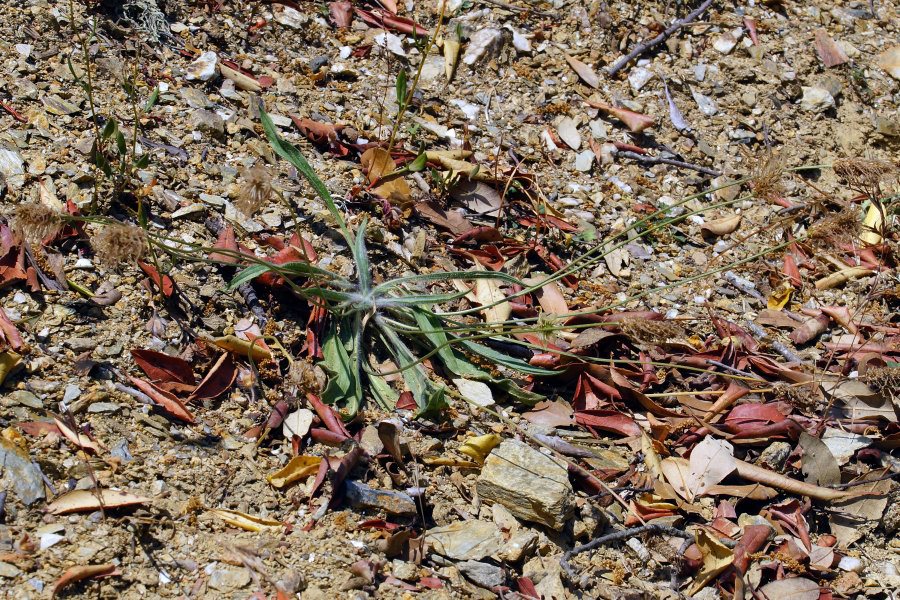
(408, 152, 428, 172)
(116, 130, 127, 156)
(320, 319, 363, 415)
(353, 218, 371, 293)
(395, 70, 408, 106)
(101, 119, 117, 140)
(143, 86, 160, 112)
(228, 263, 272, 289)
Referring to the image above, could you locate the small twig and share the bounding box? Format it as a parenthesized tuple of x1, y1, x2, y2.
(608, 0, 715, 76)
(204, 216, 268, 327)
(475, 0, 556, 17)
(828, 471, 898, 490)
(617, 150, 721, 177)
(706, 359, 766, 381)
(745, 322, 807, 364)
(561, 524, 694, 580)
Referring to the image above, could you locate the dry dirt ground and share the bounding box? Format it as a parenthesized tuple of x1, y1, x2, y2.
(1, 0, 899, 598)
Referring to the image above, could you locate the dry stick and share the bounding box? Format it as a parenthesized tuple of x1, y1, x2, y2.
(608, 0, 716, 76)
(561, 524, 694, 580)
(617, 150, 721, 177)
(204, 216, 268, 327)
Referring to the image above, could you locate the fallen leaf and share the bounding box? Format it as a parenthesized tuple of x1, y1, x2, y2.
(687, 437, 737, 500)
(53, 418, 103, 454)
(733, 459, 851, 501)
(47, 489, 150, 514)
(575, 410, 641, 437)
(329, 1, 353, 28)
(814, 29, 849, 68)
(137, 261, 174, 297)
(190, 353, 237, 400)
(131, 348, 196, 385)
(208, 335, 273, 363)
(584, 98, 655, 133)
(798, 431, 841, 487)
(282, 408, 314, 439)
(701, 214, 741, 237)
(414, 201, 474, 235)
(361, 147, 412, 207)
(821, 379, 896, 422)
(459, 433, 502, 464)
(687, 528, 734, 595)
(453, 378, 495, 407)
(128, 376, 195, 423)
(208, 508, 285, 533)
(53, 563, 119, 597)
(522, 399, 576, 428)
(758, 577, 820, 600)
(0, 307, 25, 351)
(565, 54, 600, 88)
(450, 180, 502, 216)
(267, 455, 322, 488)
(660, 456, 693, 502)
(443, 37, 460, 80)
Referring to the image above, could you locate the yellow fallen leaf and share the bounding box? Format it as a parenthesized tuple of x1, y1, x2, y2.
(0, 351, 22, 386)
(421, 455, 480, 468)
(47, 489, 150, 514)
(687, 528, 734, 595)
(361, 148, 412, 207)
(459, 433, 502, 464)
(443, 38, 460, 80)
(767, 281, 793, 310)
(207, 508, 284, 533)
(860, 202, 883, 246)
(208, 335, 272, 362)
(267, 455, 322, 488)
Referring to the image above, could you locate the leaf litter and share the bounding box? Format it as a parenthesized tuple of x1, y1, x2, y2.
(0, 0, 899, 597)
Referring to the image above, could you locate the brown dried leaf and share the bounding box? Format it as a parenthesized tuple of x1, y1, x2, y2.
(814, 29, 849, 68)
(758, 577, 820, 600)
(701, 214, 741, 237)
(565, 54, 600, 88)
(361, 148, 412, 206)
(47, 489, 150, 514)
(53, 563, 119, 597)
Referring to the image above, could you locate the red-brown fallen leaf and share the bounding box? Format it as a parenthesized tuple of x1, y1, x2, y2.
(190, 353, 236, 401)
(789, 313, 830, 345)
(306, 392, 350, 438)
(396, 391, 416, 411)
(732, 524, 771, 574)
(0, 307, 24, 351)
(128, 376, 195, 423)
(744, 16, 759, 45)
(783, 253, 801, 287)
(47, 489, 151, 514)
(517, 577, 539, 599)
(725, 403, 787, 430)
(564, 54, 600, 88)
(354, 7, 428, 37)
(53, 563, 119, 597)
(209, 224, 239, 264)
(54, 418, 103, 454)
(138, 261, 174, 297)
(522, 399, 576, 428)
(290, 115, 349, 156)
(17, 420, 61, 437)
(329, 1, 353, 27)
(418, 577, 444, 590)
(814, 28, 849, 68)
(576, 409, 641, 437)
(583, 98, 655, 133)
(131, 348, 196, 385)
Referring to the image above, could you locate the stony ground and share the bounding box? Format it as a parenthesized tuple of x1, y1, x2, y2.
(1, 0, 899, 598)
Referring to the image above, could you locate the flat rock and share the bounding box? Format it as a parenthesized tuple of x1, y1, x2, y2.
(190, 110, 225, 139)
(41, 95, 80, 115)
(426, 520, 502, 561)
(3, 390, 42, 409)
(476, 439, 574, 529)
(0, 438, 45, 505)
(628, 67, 654, 92)
(457, 560, 504, 589)
(179, 87, 211, 108)
(0, 148, 25, 189)
(207, 564, 251, 591)
(344, 480, 417, 516)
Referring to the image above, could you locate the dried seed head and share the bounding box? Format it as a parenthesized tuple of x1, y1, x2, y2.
(235, 163, 275, 216)
(9, 202, 63, 245)
(286, 358, 325, 395)
(92, 222, 148, 266)
(833, 158, 897, 195)
(748, 150, 787, 202)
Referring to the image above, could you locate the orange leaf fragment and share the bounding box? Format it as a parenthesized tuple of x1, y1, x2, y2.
(53, 563, 119, 597)
(47, 489, 150, 515)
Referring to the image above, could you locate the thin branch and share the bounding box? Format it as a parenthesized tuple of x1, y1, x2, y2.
(608, 0, 716, 76)
(617, 150, 721, 177)
(561, 525, 694, 580)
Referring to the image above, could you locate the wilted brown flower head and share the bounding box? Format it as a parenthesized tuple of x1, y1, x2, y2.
(748, 150, 786, 202)
(286, 358, 325, 395)
(9, 202, 63, 245)
(833, 158, 897, 196)
(235, 163, 275, 216)
(92, 222, 148, 266)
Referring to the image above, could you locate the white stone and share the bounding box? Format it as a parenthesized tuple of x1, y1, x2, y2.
(375, 32, 406, 57)
(628, 67, 654, 92)
(692, 89, 719, 116)
(186, 51, 218, 81)
(463, 29, 504, 66)
(0, 148, 25, 189)
(713, 31, 740, 54)
(574, 150, 594, 172)
(556, 116, 581, 150)
(800, 86, 835, 112)
(282, 408, 314, 439)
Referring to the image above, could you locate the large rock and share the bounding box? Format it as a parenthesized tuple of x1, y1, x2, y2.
(426, 520, 502, 561)
(476, 439, 573, 529)
(190, 110, 225, 140)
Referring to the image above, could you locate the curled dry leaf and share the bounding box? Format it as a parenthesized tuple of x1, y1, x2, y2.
(758, 577, 820, 600)
(329, 1, 353, 28)
(208, 508, 285, 533)
(47, 489, 150, 514)
(687, 436, 737, 500)
(814, 266, 874, 291)
(584, 98, 655, 133)
(207, 335, 272, 362)
(443, 37, 460, 80)
(733, 459, 851, 501)
(128, 376, 195, 423)
(131, 348, 195, 385)
(565, 54, 600, 88)
(459, 433, 502, 464)
(54, 418, 103, 454)
(701, 214, 741, 237)
(267, 455, 322, 488)
(53, 563, 119, 597)
(361, 148, 412, 207)
(686, 528, 734, 595)
(190, 352, 237, 401)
